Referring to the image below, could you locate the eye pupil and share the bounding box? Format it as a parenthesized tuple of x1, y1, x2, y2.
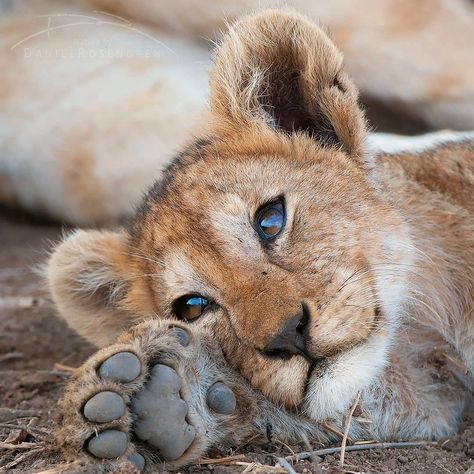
(186, 296, 207, 319)
(256, 201, 285, 240)
(260, 209, 283, 236)
(173, 295, 210, 321)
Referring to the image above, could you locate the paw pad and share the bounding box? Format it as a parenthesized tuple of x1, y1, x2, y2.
(172, 327, 190, 347)
(83, 391, 125, 423)
(132, 364, 196, 461)
(128, 452, 146, 470)
(87, 430, 127, 459)
(99, 352, 141, 382)
(206, 382, 236, 414)
(75, 324, 240, 469)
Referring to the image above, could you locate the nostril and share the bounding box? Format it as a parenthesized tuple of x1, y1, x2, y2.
(296, 319, 306, 334)
(261, 303, 312, 360)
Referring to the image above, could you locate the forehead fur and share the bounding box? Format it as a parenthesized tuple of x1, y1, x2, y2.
(130, 130, 369, 244)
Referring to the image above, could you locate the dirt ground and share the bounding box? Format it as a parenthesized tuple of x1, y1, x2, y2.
(0, 209, 473, 474)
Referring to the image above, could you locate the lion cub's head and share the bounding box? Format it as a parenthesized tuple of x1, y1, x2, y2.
(48, 10, 414, 419)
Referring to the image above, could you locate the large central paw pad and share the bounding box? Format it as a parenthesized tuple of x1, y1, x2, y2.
(131, 364, 196, 460)
(73, 326, 237, 471)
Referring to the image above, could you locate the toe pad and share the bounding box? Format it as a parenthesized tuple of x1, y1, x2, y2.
(83, 391, 125, 423)
(87, 430, 127, 459)
(128, 452, 145, 471)
(99, 352, 141, 382)
(206, 382, 236, 414)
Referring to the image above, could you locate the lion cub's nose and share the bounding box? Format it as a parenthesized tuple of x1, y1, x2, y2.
(262, 304, 310, 360)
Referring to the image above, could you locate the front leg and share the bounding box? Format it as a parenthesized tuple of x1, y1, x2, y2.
(360, 330, 470, 441)
(56, 319, 322, 472)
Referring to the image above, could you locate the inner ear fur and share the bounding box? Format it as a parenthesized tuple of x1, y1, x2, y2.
(210, 9, 367, 159)
(46, 230, 154, 347)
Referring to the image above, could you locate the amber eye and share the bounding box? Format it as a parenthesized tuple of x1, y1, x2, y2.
(255, 200, 286, 240)
(173, 295, 210, 322)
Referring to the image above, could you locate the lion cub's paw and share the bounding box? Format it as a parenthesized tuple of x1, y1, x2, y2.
(56, 321, 238, 471)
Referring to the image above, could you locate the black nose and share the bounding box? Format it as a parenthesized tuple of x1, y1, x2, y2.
(262, 303, 310, 360)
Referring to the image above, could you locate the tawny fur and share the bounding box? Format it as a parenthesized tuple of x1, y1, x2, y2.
(44, 8, 474, 470)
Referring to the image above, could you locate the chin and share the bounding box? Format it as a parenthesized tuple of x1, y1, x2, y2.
(304, 329, 390, 421)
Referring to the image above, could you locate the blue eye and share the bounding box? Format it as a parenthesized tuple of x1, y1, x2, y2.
(255, 201, 285, 240)
(173, 295, 210, 321)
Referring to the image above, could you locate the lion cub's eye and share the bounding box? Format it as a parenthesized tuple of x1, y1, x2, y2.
(255, 200, 285, 240)
(173, 295, 210, 322)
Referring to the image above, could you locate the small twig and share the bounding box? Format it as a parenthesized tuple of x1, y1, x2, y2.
(0, 408, 39, 423)
(286, 440, 435, 462)
(0, 422, 49, 436)
(240, 462, 257, 474)
(273, 438, 296, 457)
(0, 441, 42, 450)
(237, 433, 264, 449)
(320, 421, 349, 441)
(276, 457, 297, 474)
(0, 352, 24, 363)
(1, 447, 44, 469)
(340, 391, 361, 466)
(197, 454, 246, 465)
(433, 461, 454, 474)
(299, 432, 322, 473)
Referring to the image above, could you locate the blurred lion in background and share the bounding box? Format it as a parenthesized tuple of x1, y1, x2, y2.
(0, 0, 473, 225)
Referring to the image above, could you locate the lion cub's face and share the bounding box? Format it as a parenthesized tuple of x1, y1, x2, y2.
(49, 10, 414, 419)
(129, 132, 411, 419)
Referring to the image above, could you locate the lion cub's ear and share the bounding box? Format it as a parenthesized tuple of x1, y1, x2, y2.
(209, 9, 366, 160)
(46, 230, 154, 347)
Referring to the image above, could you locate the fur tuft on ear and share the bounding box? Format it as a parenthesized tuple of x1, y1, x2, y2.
(46, 230, 154, 347)
(210, 9, 367, 159)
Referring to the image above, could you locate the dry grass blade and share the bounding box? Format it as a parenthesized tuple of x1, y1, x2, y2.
(320, 421, 348, 440)
(53, 363, 77, 374)
(340, 391, 361, 466)
(286, 440, 436, 462)
(465, 462, 474, 474)
(233, 462, 286, 473)
(34, 461, 87, 474)
(1, 447, 44, 470)
(240, 462, 257, 473)
(0, 441, 42, 450)
(4, 428, 27, 444)
(0, 422, 49, 436)
(273, 438, 296, 457)
(197, 454, 246, 465)
(0, 408, 39, 422)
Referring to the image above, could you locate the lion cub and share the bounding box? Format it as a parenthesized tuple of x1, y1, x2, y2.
(47, 9, 474, 471)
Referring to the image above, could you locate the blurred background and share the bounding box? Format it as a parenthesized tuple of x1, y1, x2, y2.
(1, 0, 473, 225)
(0, 2, 473, 471)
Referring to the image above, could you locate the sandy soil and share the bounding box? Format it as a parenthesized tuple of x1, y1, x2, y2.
(0, 210, 473, 473)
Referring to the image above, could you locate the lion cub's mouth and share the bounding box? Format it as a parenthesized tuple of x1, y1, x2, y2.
(301, 304, 384, 397)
